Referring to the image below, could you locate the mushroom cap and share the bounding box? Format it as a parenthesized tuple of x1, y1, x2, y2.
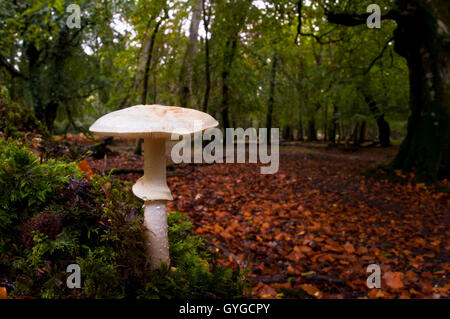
(89, 104, 219, 138)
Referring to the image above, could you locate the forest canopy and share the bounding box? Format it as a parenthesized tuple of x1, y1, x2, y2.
(0, 0, 448, 181)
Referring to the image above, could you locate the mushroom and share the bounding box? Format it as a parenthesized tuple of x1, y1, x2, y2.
(89, 104, 218, 268)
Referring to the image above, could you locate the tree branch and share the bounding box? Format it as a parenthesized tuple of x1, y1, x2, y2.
(295, 0, 344, 45)
(327, 10, 398, 27)
(364, 36, 394, 75)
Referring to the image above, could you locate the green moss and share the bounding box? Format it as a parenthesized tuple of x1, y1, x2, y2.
(0, 138, 247, 299)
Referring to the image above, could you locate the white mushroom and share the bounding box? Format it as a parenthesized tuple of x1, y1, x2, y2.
(89, 104, 218, 269)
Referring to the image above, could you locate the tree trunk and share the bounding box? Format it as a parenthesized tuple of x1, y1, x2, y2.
(329, 105, 339, 144)
(307, 103, 321, 142)
(296, 53, 305, 141)
(28, 42, 44, 127)
(358, 121, 367, 144)
(283, 125, 294, 141)
(297, 108, 304, 141)
(135, 13, 166, 156)
(141, 17, 165, 106)
(30, 27, 72, 134)
(352, 123, 360, 145)
(201, 0, 211, 113)
(122, 11, 166, 110)
(362, 92, 391, 147)
(391, 1, 449, 181)
(179, 0, 201, 108)
(323, 104, 328, 142)
(307, 119, 317, 142)
(221, 38, 238, 144)
(266, 54, 277, 145)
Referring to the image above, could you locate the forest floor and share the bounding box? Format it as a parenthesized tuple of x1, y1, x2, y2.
(85, 139, 449, 299)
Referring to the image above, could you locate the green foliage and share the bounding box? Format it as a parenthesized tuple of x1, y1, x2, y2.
(0, 90, 46, 138)
(0, 0, 411, 140)
(0, 140, 246, 299)
(0, 138, 79, 254)
(76, 246, 121, 298)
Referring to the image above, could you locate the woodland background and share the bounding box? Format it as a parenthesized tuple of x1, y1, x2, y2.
(0, 0, 449, 299)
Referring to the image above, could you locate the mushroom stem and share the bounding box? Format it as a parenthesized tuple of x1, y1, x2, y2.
(133, 138, 172, 201)
(143, 200, 170, 269)
(132, 137, 173, 269)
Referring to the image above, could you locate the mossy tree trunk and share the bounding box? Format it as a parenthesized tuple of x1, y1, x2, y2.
(328, 0, 450, 181)
(390, 0, 449, 181)
(28, 27, 73, 134)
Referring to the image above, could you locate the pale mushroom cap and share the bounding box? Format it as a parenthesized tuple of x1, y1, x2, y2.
(89, 104, 219, 138)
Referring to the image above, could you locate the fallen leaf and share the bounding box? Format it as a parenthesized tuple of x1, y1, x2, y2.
(0, 287, 7, 299)
(77, 160, 94, 179)
(343, 242, 355, 254)
(384, 272, 404, 290)
(257, 283, 277, 299)
(300, 284, 322, 298)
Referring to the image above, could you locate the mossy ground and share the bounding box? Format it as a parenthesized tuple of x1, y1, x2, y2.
(0, 138, 248, 298)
